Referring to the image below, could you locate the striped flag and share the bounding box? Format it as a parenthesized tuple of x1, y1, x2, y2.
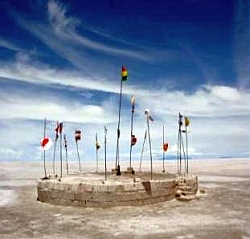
(121, 66, 128, 81)
(75, 130, 81, 141)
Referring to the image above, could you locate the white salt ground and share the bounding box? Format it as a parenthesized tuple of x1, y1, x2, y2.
(0, 158, 250, 239)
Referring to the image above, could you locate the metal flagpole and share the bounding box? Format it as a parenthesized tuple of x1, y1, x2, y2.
(104, 126, 107, 181)
(185, 124, 188, 174)
(96, 133, 99, 172)
(64, 135, 69, 175)
(145, 112, 153, 180)
(139, 130, 147, 172)
(59, 123, 63, 179)
(177, 113, 182, 175)
(53, 122, 58, 176)
(184, 117, 189, 174)
(75, 130, 82, 172)
(181, 132, 186, 175)
(76, 140, 81, 172)
(43, 118, 48, 179)
(115, 78, 123, 175)
(129, 96, 135, 169)
(162, 124, 165, 173)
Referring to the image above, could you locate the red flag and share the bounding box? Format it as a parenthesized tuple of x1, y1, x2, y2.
(75, 130, 81, 141)
(55, 122, 63, 140)
(40, 137, 52, 151)
(131, 134, 137, 146)
(163, 143, 169, 152)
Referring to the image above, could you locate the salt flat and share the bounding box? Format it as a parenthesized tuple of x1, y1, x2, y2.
(0, 158, 250, 239)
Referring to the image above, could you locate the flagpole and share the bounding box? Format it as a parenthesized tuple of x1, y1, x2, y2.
(64, 135, 69, 175)
(43, 118, 48, 179)
(52, 135, 57, 176)
(60, 127, 62, 179)
(162, 124, 165, 173)
(177, 113, 182, 175)
(104, 126, 107, 181)
(115, 77, 123, 176)
(139, 130, 147, 172)
(185, 122, 189, 174)
(129, 96, 135, 169)
(147, 115, 153, 180)
(76, 140, 81, 172)
(96, 133, 99, 173)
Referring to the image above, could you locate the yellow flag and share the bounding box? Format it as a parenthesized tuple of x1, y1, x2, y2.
(184, 117, 190, 127)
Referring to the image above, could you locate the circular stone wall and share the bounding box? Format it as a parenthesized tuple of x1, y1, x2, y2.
(37, 172, 198, 207)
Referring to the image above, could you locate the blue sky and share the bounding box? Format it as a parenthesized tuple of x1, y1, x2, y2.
(0, 0, 250, 165)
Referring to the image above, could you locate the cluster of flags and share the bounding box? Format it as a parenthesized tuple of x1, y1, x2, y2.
(40, 66, 192, 178)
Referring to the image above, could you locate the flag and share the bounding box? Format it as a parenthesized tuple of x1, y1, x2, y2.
(121, 66, 128, 81)
(55, 121, 63, 140)
(96, 133, 100, 150)
(63, 135, 67, 149)
(40, 137, 52, 151)
(75, 130, 81, 141)
(96, 142, 100, 150)
(163, 143, 169, 152)
(131, 95, 135, 113)
(131, 134, 137, 146)
(59, 122, 63, 133)
(184, 116, 190, 127)
(145, 109, 154, 121)
(178, 113, 183, 127)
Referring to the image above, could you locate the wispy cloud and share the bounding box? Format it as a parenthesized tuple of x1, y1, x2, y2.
(0, 37, 23, 52)
(234, 0, 250, 88)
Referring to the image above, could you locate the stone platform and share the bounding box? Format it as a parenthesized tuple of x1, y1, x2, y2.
(37, 171, 198, 207)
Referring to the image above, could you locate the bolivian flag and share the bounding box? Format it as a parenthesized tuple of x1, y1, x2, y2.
(121, 66, 128, 81)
